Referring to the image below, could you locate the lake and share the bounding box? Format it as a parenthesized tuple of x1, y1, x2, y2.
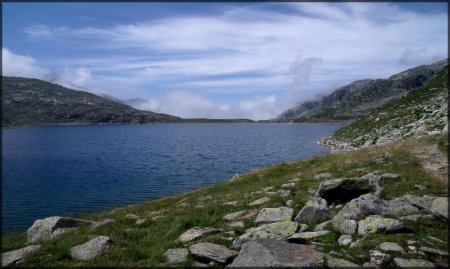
(2, 123, 344, 233)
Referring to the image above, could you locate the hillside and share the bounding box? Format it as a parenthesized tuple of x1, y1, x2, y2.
(2, 76, 182, 127)
(319, 66, 448, 151)
(277, 59, 447, 123)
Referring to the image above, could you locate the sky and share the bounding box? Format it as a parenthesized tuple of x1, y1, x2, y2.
(2, 2, 448, 120)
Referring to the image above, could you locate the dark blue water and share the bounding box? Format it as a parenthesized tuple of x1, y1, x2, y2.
(2, 123, 343, 233)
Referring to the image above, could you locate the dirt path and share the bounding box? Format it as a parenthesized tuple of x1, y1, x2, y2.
(412, 143, 448, 183)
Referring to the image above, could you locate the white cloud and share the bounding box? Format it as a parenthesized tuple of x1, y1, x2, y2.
(2, 48, 49, 78)
(62, 67, 92, 86)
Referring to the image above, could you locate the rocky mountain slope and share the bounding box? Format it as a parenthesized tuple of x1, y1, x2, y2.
(2, 76, 182, 127)
(277, 59, 447, 122)
(319, 66, 448, 152)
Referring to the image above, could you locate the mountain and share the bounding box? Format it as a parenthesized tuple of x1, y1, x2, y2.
(319, 65, 448, 151)
(276, 59, 448, 122)
(2, 76, 182, 127)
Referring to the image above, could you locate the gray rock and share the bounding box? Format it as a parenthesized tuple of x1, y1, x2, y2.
(314, 220, 331, 231)
(248, 197, 271, 206)
(90, 219, 115, 231)
(298, 223, 308, 232)
(338, 235, 352, 246)
(314, 172, 332, 180)
(189, 242, 238, 264)
(254, 207, 294, 226)
(70, 236, 112, 261)
(135, 219, 146, 225)
(27, 216, 94, 243)
(241, 208, 258, 219)
(333, 193, 385, 222)
(126, 214, 139, 220)
(379, 242, 404, 253)
(50, 227, 77, 239)
(324, 254, 360, 267)
(227, 221, 244, 228)
(232, 221, 298, 249)
(382, 199, 420, 216)
(380, 173, 400, 179)
(223, 201, 238, 206)
(286, 200, 294, 207)
(369, 250, 393, 266)
(176, 202, 190, 208)
(223, 210, 247, 221)
(294, 197, 331, 223)
(419, 246, 448, 256)
(362, 262, 378, 268)
(357, 216, 406, 235)
(333, 219, 358, 235)
(399, 214, 424, 221)
(177, 227, 221, 243)
(281, 182, 296, 189)
(229, 239, 325, 267)
(427, 235, 446, 244)
(315, 178, 375, 204)
(277, 189, 290, 198)
(288, 178, 301, 183)
(2, 245, 41, 267)
(415, 184, 427, 190)
(163, 248, 189, 264)
(431, 197, 448, 219)
(288, 230, 330, 242)
(393, 258, 435, 268)
(393, 194, 434, 211)
(263, 186, 275, 192)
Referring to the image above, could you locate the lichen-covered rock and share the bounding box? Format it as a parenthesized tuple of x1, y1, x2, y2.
(163, 248, 189, 264)
(338, 235, 352, 246)
(2, 245, 41, 267)
(357, 216, 406, 235)
(189, 242, 238, 264)
(332, 218, 358, 235)
(229, 239, 325, 267)
(232, 221, 297, 249)
(334, 194, 385, 221)
(431, 197, 448, 219)
(393, 258, 435, 268)
(370, 250, 393, 266)
(254, 207, 294, 226)
(177, 227, 221, 243)
(248, 197, 271, 206)
(27, 216, 94, 243)
(70, 236, 112, 261)
(294, 197, 331, 223)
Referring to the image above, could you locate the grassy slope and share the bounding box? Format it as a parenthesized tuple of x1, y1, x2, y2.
(2, 136, 448, 267)
(331, 66, 448, 148)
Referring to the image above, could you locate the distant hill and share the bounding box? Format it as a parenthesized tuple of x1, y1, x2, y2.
(276, 59, 447, 122)
(2, 76, 182, 127)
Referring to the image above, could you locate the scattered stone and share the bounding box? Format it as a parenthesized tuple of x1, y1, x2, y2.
(281, 182, 296, 189)
(2, 245, 41, 267)
(229, 239, 325, 267)
(250, 190, 263, 196)
(324, 254, 360, 267)
(298, 223, 308, 232)
(288, 230, 330, 242)
(288, 178, 301, 183)
(176, 202, 190, 208)
(90, 219, 115, 231)
(379, 242, 404, 253)
(163, 248, 189, 264)
(338, 235, 352, 246)
(393, 258, 435, 268)
(277, 189, 290, 198)
(241, 208, 258, 219)
(415, 184, 427, 190)
(177, 227, 221, 243)
(50, 228, 77, 239)
(380, 173, 400, 179)
(126, 214, 139, 220)
(431, 197, 448, 219)
(350, 239, 362, 248)
(70, 236, 112, 261)
(27, 216, 93, 243)
(419, 246, 448, 256)
(408, 246, 417, 252)
(357, 215, 406, 235)
(263, 186, 275, 192)
(223, 210, 247, 221)
(225, 231, 236, 236)
(135, 219, 146, 225)
(222, 201, 238, 206)
(254, 207, 294, 226)
(265, 191, 277, 196)
(399, 214, 424, 221)
(189, 242, 238, 264)
(427, 235, 446, 244)
(314, 172, 332, 180)
(362, 262, 377, 268)
(369, 250, 393, 267)
(286, 200, 294, 207)
(227, 221, 244, 228)
(232, 221, 298, 249)
(294, 197, 331, 223)
(314, 220, 331, 231)
(248, 197, 271, 206)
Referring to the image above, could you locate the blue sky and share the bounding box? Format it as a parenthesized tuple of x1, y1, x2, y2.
(2, 2, 448, 119)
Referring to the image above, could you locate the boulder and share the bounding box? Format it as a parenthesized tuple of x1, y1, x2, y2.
(369, 250, 393, 266)
(288, 230, 330, 242)
(431, 197, 448, 219)
(277, 189, 290, 198)
(357, 216, 406, 235)
(393, 194, 434, 211)
(2, 245, 41, 267)
(70, 236, 112, 261)
(254, 207, 294, 226)
(248, 197, 271, 206)
(333, 193, 385, 221)
(316, 178, 376, 205)
(177, 227, 221, 243)
(393, 258, 435, 268)
(27, 216, 94, 243)
(189, 242, 238, 264)
(382, 199, 420, 216)
(313, 172, 332, 180)
(294, 197, 331, 223)
(229, 239, 325, 267)
(298, 223, 308, 232)
(232, 221, 297, 249)
(223, 210, 247, 221)
(338, 235, 352, 246)
(379, 242, 404, 253)
(313, 220, 331, 231)
(163, 248, 189, 264)
(332, 219, 358, 235)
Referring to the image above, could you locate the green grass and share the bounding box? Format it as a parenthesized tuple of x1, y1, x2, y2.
(2, 136, 448, 267)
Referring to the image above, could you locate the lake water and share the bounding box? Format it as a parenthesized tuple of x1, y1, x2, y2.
(2, 123, 344, 233)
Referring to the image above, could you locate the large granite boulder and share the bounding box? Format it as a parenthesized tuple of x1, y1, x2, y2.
(431, 197, 448, 219)
(27, 216, 94, 243)
(294, 197, 331, 223)
(232, 221, 298, 249)
(70, 236, 112, 261)
(357, 216, 406, 235)
(189, 242, 238, 264)
(228, 239, 325, 267)
(254, 207, 294, 226)
(177, 227, 221, 243)
(2, 245, 41, 267)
